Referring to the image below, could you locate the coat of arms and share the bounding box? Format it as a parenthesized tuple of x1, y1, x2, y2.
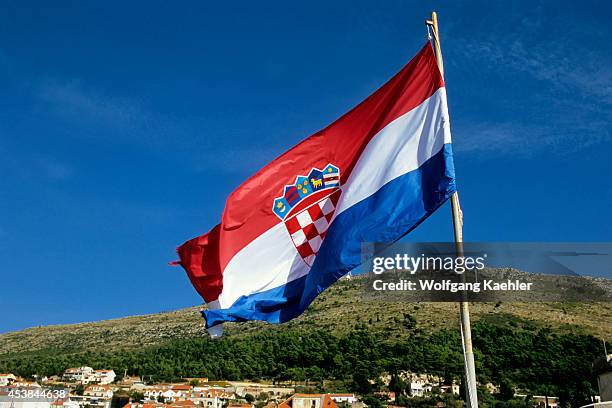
(273, 164, 341, 266)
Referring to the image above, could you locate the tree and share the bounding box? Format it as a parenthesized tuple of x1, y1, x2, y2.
(498, 376, 516, 401)
(359, 395, 383, 408)
(351, 365, 373, 395)
(74, 384, 85, 396)
(129, 391, 144, 402)
(388, 373, 405, 402)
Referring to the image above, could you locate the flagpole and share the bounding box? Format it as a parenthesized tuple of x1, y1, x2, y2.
(426, 11, 479, 408)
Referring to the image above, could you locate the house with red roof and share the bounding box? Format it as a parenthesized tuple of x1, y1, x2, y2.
(279, 394, 339, 408)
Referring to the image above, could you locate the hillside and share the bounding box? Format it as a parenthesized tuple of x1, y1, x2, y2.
(1, 274, 611, 407)
(1, 274, 611, 356)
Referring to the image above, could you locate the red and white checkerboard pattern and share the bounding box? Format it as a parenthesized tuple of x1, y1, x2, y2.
(284, 189, 341, 266)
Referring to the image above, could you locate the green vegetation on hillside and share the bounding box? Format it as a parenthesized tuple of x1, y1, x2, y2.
(2, 278, 611, 356)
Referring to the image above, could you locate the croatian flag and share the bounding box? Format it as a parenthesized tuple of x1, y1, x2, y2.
(177, 42, 456, 336)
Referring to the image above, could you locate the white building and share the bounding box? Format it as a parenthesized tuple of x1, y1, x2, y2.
(380, 371, 457, 399)
(92, 370, 116, 385)
(191, 388, 235, 408)
(143, 387, 179, 403)
(63, 367, 94, 383)
(62, 368, 115, 385)
(409, 381, 432, 397)
(439, 384, 460, 395)
(234, 385, 295, 400)
(329, 394, 357, 404)
(406, 374, 435, 397)
(52, 398, 81, 408)
(116, 375, 145, 390)
(70, 386, 114, 408)
(69, 396, 112, 408)
(11, 380, 41, 388)
(84, 385, 114, 399)
(170, 385, 191, 401)
(0, 374, 16, 386)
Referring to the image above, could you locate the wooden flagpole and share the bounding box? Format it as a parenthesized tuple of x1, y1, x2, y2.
(426, 11, 479, 408)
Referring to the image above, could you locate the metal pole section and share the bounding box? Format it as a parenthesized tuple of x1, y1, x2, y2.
(426, 11, 479, 408)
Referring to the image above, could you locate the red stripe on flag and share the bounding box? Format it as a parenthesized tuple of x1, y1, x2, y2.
(176, 225, 223, 302)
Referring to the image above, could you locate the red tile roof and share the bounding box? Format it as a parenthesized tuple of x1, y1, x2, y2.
(170, 401, 197, 408)
(280, 394, 339, 408)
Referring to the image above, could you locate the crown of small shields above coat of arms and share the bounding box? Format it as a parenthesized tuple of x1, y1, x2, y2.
(272, 164, 340, 220)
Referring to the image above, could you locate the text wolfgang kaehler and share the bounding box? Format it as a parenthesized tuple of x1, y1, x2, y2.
(370, 254, 533, 293)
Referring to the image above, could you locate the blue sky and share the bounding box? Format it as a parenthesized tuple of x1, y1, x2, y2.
(0, 1, 610, 333)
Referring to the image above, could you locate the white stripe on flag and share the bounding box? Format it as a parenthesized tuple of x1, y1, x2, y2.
(335, 88, 451, 216)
